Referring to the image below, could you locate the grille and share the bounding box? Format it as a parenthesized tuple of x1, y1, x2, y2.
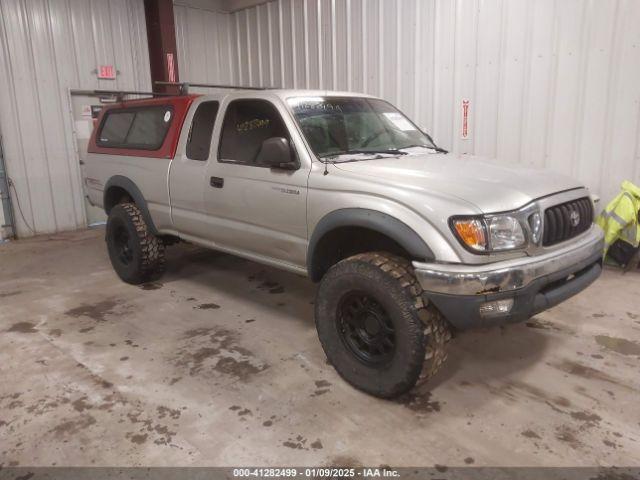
(542, 197, 593, 246)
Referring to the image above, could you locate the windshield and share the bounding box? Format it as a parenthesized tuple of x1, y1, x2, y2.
(287, 96, 437, 159)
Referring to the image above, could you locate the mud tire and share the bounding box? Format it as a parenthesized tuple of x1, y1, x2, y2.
(315, 251, 451, 398)
(105, 203, 166, 284)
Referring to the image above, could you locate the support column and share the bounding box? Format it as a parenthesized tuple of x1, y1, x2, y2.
(144, 0, 180, 94)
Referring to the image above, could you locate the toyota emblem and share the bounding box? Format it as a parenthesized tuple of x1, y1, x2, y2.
(569, 210, 580, 227)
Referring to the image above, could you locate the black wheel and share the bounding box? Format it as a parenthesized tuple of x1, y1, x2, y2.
(105, 203, 166, 285)
(337, 291, 396, 366)
(315, 252, 451, 398)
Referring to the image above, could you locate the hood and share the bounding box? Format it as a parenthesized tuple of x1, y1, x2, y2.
(332, 153, 585, 213)
(622, 180, 640, 198)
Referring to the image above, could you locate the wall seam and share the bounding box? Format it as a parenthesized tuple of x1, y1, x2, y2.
(346, 0, 352, 91)
(517, 0, 534, 165)
(278, 0, 284, 87)
(571, 0, 592, 178)
(46, 0, 82, 227)
(316, 0, 322, 89)
(493, 0, 507, 158)
(597, 0, 623, 197)
(0, 0, 36, 235)
(543, 0, 560, 169)
(290, 0, 296, 88)
(303, 0, 309, 88)
(24, 0, 59, 232)
(331, 0, 337, 90)
(377, 0, 382, 96)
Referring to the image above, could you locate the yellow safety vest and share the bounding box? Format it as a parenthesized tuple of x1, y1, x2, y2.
(596, 180, 640, 254)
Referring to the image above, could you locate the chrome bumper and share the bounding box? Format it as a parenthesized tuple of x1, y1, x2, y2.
(413, 225, 604, 296)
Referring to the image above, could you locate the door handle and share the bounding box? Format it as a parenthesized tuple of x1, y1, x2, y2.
(210, 176, 224, 188)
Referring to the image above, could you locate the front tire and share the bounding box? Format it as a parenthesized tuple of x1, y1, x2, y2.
(105, 203, 166, 285)
(315, 252, 450, 398)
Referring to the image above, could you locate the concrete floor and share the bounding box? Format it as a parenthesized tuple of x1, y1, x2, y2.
(1, 228, 639, 467)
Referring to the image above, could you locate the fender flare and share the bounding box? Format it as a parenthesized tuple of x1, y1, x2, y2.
(103, 175, 159, 235)
(307, 208, 435, 280)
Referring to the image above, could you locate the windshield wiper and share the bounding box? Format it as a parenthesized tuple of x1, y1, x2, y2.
(347, 149, 409, 156)
(320, 149, 408, 159)
(399, 143, 449, 154)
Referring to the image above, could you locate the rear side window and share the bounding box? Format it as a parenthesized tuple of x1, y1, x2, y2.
(99, 111, 134, 144)
(218, 99, 289, 165)
(186, 101, 219, 160)
(97, 106, 173, 150)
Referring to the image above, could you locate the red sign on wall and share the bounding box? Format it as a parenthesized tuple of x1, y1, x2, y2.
(166, 53, 176, 82)
(461, 99, 470, 139)
(98, 65, 116, 80)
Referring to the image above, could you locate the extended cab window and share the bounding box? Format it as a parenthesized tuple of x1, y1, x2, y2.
(218, 99, 289, 165)
(186, 101, 219, 161)
(97, 106, 173, 150)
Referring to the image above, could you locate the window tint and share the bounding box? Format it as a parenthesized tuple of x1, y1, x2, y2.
(218, 100, 289, 165)
(99, 112, 134, 145)
(97, 106, 173, 150)
(186, 101, 219, 160)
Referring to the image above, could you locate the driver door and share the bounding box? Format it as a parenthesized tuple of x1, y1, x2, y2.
(204, 98, 309, 268)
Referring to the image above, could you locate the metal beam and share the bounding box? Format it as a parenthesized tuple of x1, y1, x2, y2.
(69, 89, 176, 102)
(144, 0, 180, 94)
(155, 81, 271, 91)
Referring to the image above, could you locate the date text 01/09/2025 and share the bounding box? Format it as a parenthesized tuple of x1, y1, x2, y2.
(232, 467, 400, 478)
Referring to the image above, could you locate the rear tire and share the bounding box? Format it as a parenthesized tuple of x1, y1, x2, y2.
(105, 203, 166, 285)
(315, 252, 451, 398)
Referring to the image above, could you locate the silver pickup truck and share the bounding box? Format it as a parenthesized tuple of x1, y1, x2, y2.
(84, 88, 604, 398)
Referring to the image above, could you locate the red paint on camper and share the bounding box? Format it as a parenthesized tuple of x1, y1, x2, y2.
(88, 94, 200, 159)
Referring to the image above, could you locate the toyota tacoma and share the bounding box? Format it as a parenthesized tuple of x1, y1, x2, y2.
(83, 87, 604, 398)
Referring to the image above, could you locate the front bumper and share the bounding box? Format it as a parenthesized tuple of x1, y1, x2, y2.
(413, 225, 604, 329)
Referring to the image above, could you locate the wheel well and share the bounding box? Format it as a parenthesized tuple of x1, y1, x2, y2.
(104, 186, 133, 214)
(309, 226, 412, 282)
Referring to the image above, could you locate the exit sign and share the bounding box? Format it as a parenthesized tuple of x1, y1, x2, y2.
(98, 65, 116, 80)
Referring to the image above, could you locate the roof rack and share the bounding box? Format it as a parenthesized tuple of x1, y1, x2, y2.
(70, 81, 274, 102)
(69, 89, 174, 103)
(155, 81, 272, 93)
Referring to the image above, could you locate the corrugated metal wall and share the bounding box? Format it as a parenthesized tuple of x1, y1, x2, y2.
(175, 0, 640, 205)
(2, 0, 638, 238)
(0, 0, 150, 237)
(174, 2, 234, 85)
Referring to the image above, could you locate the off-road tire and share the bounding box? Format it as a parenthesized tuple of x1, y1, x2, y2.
(315, 251, 451, 398)
(106, 203, 166, 285)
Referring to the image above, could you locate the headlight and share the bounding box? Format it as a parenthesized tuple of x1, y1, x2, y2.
(486, 215, 526, 250)
(451, 215, 526, 252)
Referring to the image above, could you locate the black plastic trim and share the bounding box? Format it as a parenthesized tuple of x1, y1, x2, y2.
(103, 176, 159, 235)
(307, 208, 435, 281)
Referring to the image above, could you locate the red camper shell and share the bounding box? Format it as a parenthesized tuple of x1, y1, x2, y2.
(88, 94, 200, 159)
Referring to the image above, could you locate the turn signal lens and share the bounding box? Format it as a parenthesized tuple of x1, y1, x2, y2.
(453, 219, 487, 251)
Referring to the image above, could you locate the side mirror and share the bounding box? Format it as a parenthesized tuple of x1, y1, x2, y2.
(256, 137, 298, 170)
